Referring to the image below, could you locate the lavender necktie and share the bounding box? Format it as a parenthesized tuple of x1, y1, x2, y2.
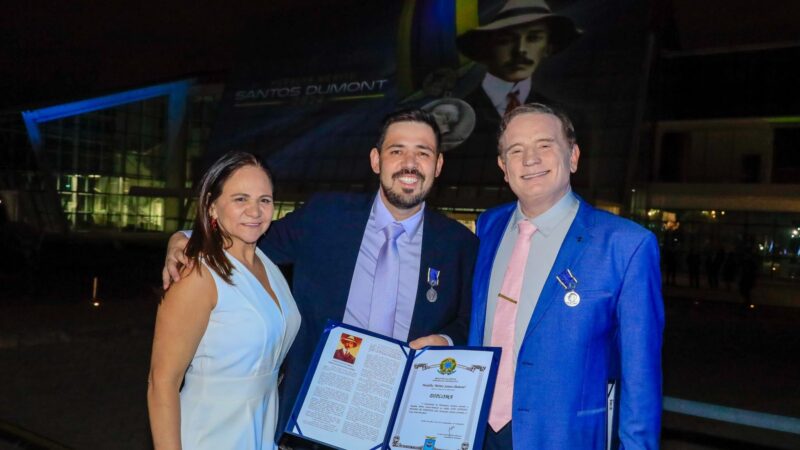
(368, 222, 405, 337)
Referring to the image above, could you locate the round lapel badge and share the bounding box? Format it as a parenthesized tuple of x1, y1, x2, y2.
(426, 288, 438, 302)
(564, 291, 580, 307)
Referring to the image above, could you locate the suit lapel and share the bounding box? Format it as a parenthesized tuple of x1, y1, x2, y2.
(409, 208, 437, 339)
(472, 204, 516, 343)
(332, 195, 373, 316)
(523, 200, 594, 339)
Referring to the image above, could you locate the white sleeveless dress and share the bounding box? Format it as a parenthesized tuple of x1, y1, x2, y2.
(179, 248, 301, 450)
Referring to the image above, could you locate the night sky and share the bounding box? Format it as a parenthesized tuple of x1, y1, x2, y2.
(2, 0, 799, 110)
(1, 0, 326, 109)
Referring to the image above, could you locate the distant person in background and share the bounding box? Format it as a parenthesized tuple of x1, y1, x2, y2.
(148, 152, 300, 450)
(722, 246, 738, 291)
(705, 243, 724, 288)
(662, 220, 680, 286)
(662, 244, 678, 286)
(738, 236, 759, 306)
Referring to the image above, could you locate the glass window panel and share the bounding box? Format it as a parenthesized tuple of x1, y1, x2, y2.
(127, 133, 141, 153)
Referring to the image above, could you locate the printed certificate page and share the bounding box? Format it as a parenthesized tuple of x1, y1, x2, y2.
(388, 348, 496, 450)
(291, 325, 408, 449)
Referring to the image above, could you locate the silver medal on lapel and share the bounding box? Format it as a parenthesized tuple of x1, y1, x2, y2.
(564, 290, 581, 307)
(556, 269, 580, 307)
(426, 288, 438, 302)
(426, 268, 440, 303)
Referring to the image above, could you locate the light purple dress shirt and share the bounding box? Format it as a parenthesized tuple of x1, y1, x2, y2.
(342, 192, 423, 341)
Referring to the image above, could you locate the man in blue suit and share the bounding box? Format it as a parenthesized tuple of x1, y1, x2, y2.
(163, 109, 478, 444)
(471, 103, 663, 449)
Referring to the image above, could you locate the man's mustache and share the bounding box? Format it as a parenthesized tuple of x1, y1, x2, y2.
(504, 57, 535, 67)
(392, 168, 425, 182)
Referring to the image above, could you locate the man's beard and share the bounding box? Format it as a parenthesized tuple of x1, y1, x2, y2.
(381, 168, 429, 210)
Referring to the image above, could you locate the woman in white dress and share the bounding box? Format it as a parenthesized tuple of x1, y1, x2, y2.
(148, 151, 300, 450)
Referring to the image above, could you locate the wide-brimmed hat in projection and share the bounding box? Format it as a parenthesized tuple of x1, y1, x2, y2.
(457, 0, 581, 60)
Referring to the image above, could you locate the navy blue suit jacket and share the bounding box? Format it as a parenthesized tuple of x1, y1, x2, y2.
(260, 192, 478, 441)
(470, 198, 664, 449)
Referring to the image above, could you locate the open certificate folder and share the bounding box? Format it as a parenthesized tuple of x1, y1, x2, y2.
(281, 321, 500, 450)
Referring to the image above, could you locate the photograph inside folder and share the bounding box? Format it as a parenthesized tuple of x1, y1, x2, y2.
(281, 321, 500, 450)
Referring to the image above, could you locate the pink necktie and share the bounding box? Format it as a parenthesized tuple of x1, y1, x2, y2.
(488, 220, 537, 432)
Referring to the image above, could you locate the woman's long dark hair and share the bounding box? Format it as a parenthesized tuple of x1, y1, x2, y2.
(184, 151, 272, 284)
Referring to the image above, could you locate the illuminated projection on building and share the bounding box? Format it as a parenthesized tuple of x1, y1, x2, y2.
(209, 0, 652, 206)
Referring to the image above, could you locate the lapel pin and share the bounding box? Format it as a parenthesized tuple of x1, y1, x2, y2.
(556, 268, 580, 307)
(426, 267, 440, 302)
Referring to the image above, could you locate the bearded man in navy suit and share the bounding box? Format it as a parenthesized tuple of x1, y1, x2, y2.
(471, 103, 663, 449)
(163, 109, 478, 445)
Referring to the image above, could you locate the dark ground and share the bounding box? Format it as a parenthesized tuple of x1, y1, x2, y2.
(0, 238, 798, 449)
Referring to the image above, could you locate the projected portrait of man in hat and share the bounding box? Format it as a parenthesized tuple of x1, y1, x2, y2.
(456, 0, 581, 155)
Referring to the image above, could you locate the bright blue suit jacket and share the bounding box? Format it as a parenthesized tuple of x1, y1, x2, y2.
(261, 192, 478, 442)
(469, 197, 664, 449)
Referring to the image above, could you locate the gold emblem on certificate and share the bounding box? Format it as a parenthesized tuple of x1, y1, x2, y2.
(438, 357, 457, 375)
